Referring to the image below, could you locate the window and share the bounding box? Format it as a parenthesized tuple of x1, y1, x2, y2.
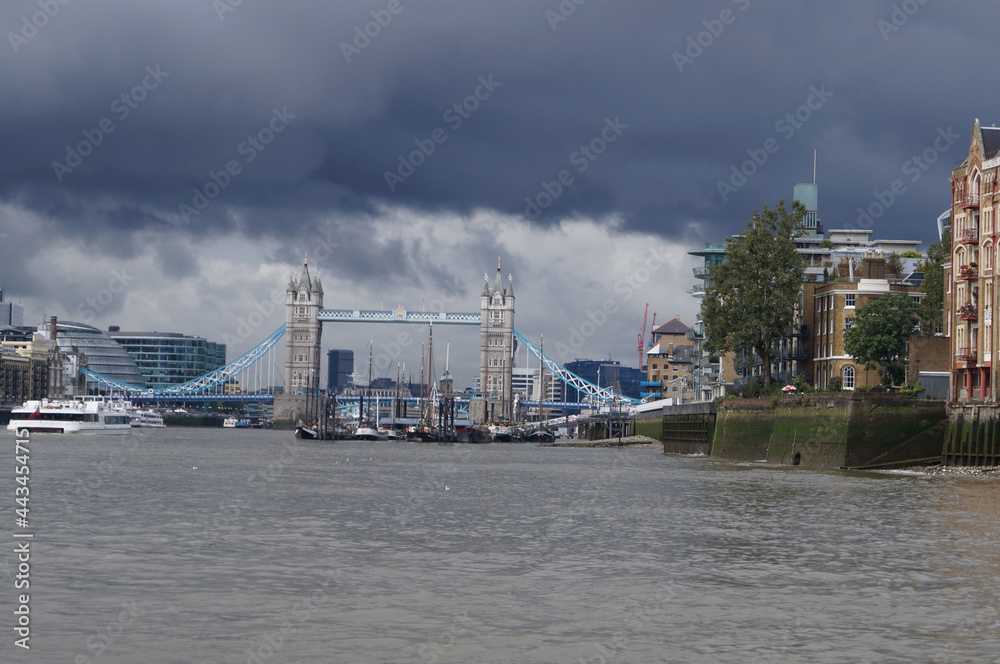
(652, 364, 657, 369)
(843, 365, 855, 390)
(845, 294, 855, 308)
(845, 318, 854, 329)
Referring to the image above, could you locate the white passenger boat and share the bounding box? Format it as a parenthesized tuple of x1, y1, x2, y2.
(6, 396, 132, 435)
(129, 407, 166, 428)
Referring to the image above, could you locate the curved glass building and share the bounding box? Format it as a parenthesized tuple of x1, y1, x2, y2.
(37, 320, 147, 390)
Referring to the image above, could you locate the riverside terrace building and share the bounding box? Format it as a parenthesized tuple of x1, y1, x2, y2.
(688, 183, 924, 393)
(949, 119, 1000, 400)
(109, 329, 225, 390)
(811, 256, 925, 390)
(643, 317, 695, 401)
(0, 332, 48, 405)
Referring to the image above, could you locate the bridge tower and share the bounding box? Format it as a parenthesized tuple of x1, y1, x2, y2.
(477, 258, 515, 424)
(284, 254, 324, 394)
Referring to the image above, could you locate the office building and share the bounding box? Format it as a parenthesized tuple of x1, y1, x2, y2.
(0, 289, 24, 327)
(109, 329, 224, 390)
(327, 349, 355, 391)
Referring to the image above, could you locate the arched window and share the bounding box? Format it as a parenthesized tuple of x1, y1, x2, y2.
(842, 365, 856, 391)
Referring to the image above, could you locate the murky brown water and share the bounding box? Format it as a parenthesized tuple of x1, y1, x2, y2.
(2, 428, 998, 663)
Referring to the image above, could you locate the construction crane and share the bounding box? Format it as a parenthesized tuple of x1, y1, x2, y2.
(637, 303, 649, 370)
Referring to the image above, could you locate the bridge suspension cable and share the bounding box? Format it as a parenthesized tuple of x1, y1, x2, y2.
(512, 328, 639, 404)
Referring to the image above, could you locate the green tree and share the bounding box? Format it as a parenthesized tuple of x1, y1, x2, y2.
(843, 292, 918, 386)
(918, 230, 951, 334)
(702, 200, 806, 389)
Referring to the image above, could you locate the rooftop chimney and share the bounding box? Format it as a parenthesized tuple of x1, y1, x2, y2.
(862, 254, 886, 280)
(49, 315, 57, 342)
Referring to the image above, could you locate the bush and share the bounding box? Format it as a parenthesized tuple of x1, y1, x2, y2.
(828, 376, 842, 392)
(739, 377, 782, 399)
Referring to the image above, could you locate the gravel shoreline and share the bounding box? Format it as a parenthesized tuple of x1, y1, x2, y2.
(908, 465, 1000, 478)
(540, 435, 662, 449)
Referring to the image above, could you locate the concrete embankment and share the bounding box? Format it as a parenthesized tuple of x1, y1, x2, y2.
(657, 394, 947, 469)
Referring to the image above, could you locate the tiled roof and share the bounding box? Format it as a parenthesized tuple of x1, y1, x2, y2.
(983, 125, 1000, 157)
(652, 317, 690, 335)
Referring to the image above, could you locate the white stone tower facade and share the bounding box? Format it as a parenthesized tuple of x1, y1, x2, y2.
(285, 255, 324, 393)
(479, 258, 515, 423)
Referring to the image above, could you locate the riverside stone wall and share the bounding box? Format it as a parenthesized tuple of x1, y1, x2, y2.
(705, 394, 946, 468)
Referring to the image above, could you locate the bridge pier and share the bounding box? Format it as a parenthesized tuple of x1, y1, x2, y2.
(273, 395, 308, 429)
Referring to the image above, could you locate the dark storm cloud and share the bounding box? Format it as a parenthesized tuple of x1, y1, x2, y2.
(0, 0, 992, 255)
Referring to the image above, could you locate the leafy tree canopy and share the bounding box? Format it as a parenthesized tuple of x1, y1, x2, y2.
(918, 230, 951, 334)
(702, 200, 805, 388)
(843, 292, 918, 386)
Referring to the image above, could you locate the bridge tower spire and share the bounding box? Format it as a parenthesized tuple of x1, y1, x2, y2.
(477, 257, 514, 424)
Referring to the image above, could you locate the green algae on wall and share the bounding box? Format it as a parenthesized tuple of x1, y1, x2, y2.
(711, 394, 946, 468)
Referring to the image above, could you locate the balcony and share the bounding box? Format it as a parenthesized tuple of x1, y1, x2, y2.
(958, 303, 978, 320)
(958, 228, 980, 245)
(961, 193, 980, 209)
(693, 266, 711, 279)
(958, 265, 979, 280)
(784, 347, 810, 361)
(957, 346, 978, 363)
(685, 327, 705, 341)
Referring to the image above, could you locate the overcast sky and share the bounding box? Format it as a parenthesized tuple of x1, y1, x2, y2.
(0, 1, 990, 388)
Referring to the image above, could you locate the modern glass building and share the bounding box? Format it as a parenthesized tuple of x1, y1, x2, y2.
(565, 359, 642, 402)
(0, 289, 24, 326)
(326, 349, 355, 391)
(109, 329, 226, 390)
(36, 320, 147, 390)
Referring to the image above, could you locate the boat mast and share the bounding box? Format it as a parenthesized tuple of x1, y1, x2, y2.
(367, 339, 373, 425)
(539, 332, 545, 423)
(427, 322, 434, 428)
(419, 343, 425, 427)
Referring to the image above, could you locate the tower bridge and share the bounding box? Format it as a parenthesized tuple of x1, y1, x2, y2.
(82, 256, 638, 422)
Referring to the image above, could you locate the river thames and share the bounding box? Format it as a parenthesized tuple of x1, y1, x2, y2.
(2, 427, 998, 663)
